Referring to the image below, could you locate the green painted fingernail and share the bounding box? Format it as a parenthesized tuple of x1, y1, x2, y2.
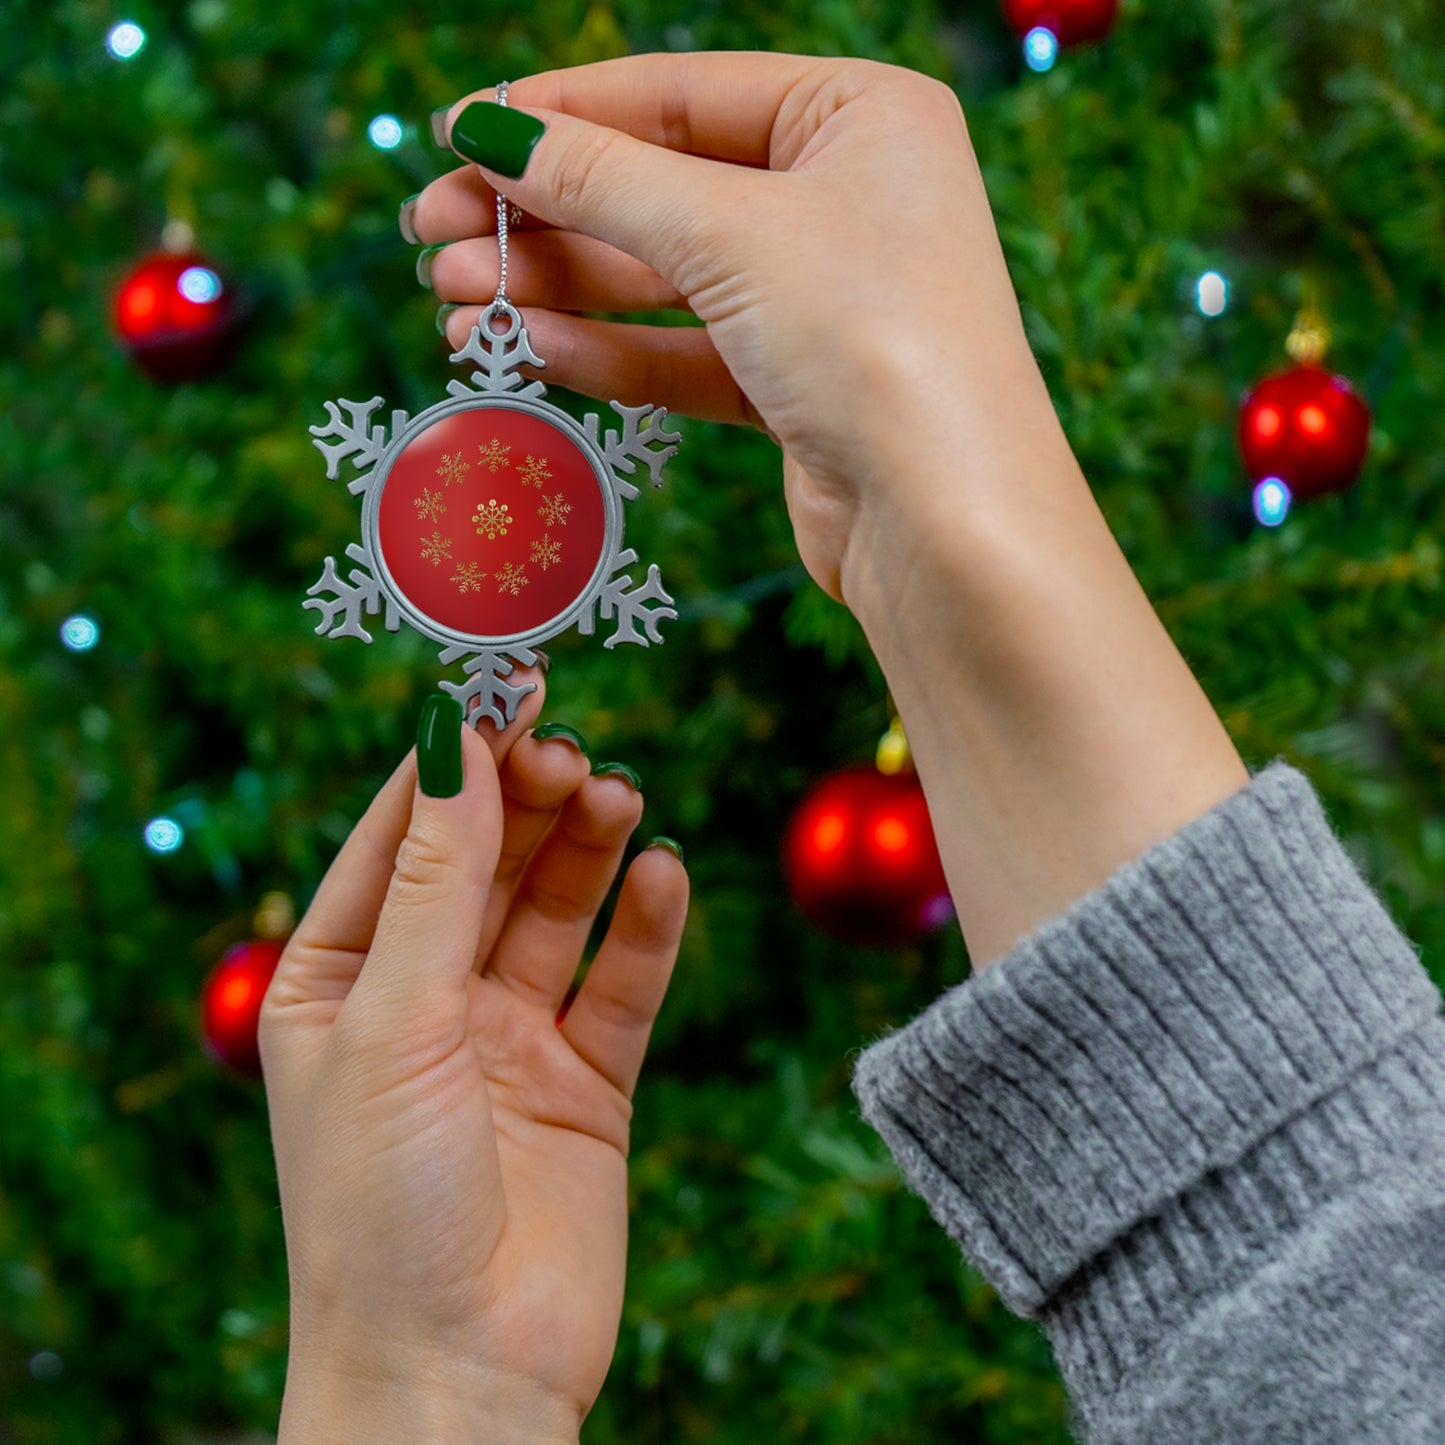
(450, 101, 546, 179)
(398, 193, 422, 245)
(591, 760, 641, 791)
(645, 836, 684, 864)
(430, 105, 453, 148)
(533, 722, 589, 755)
(435, 302, 460, 337)
(417, 694, 464, 797)
(416, 242, 448, 290)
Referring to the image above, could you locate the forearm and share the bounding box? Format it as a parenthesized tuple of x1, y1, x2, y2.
(842, 354, 1250, 971)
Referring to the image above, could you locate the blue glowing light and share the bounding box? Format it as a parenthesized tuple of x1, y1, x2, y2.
(1024, 26, 1059, 72)
(368, 114, 404, 150)
(144, 817, 185, 853)
(1253, 477, 1292, 528)
(178, 266, 222, 304)
(1196, 270, 1229, 317)
(60, 615, 100, 652)
(106, 21, 146, 59)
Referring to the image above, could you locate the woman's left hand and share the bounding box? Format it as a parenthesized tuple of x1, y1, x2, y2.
(259, 677, 688, 1443)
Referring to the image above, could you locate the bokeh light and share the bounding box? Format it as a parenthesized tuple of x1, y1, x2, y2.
(1196, 270, 1229, 317)
(368, 114, 404, 150)
(178, 266, 222, 304)
(1024, 27, 1059, 72)
(144, 817, 185, 853)
(105, 21, 146, 59)
(1253, 476, 1292, 528)
(60, 615, 100, 651)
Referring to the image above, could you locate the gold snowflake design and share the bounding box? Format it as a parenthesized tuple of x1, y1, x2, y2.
(530, 534, 562, 571)
(519, 454, 552, 489)
(420, 530, 453, 567)
(473, 498, 512, 540)
(451, 561, 484, 593)
(494, 561, 530, 597)
(436, 452, 472, 487)
(537, 492, 572, 528)
(413, 487, 447, 523)
(477, 438, 512, 472)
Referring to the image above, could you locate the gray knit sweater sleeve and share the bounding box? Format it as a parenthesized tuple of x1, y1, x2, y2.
(849, 758, 1445, 1442)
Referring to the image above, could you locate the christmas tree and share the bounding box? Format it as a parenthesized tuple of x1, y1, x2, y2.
(3, 0, 1443, 1441)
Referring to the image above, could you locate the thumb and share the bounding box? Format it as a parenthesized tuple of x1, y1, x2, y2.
(441, 94, 760, 292)
(345, 695, 503, 1033)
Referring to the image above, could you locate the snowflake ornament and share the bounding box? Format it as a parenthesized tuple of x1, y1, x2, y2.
(305, 302, 681, 728)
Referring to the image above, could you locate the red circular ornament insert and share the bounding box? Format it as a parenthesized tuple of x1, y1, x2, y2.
(378, 407, 607, 638)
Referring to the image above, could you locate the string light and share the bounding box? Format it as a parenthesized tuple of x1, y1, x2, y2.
(60, 615, 100, 651)
(144, 817, 185, 853)
(105, 21, 146, 59)
(1196, 270, 1229, 317)
(1253, 477, 1291, 528)
(367, 114, 404, 150)
(1024, 27, 1060, 72)
(178, 266, 223, 303)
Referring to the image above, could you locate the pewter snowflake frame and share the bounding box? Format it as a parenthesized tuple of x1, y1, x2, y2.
(304, 303, 680, 728)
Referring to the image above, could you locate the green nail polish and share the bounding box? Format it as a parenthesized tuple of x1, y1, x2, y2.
(533, 722, 589, 756)
(416, 242, 447, 290)
(429, 105, 453, 148)
(417, 694, 464, 797)
(398, 193, 422, 245)
(435, 302, 460, 337)
(645, 836, 684, 865)
(450, 101, 546, 179)
(591, 760, 642, 791)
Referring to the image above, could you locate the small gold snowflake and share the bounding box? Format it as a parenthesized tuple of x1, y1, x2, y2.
(519, 454, 552, 489)
(530, 533, 562, 571)
(420, 530, 453, 567)
(473, 498, 512, 539)
(537, 492, 572, 528)
(451, 561, 484, 593)
(477, 438, 512, 472)
(436, 452, 472, 487)
(494, 561, 530, 597)
(414, 487, 447, 523)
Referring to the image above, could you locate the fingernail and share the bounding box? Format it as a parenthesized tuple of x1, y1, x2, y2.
(591, 760, 641, 791)
(644, 836, 684, 865)
(532, 648, 551, 676)
(435, 302, 460, 337)
(533, 722, 589, 755)
(450, 100, 546, 179)
(416, 242, 448, 290)
(398, 193, 422, 245)
(417, 693, 464, 797)
(430, 105, 453, 148)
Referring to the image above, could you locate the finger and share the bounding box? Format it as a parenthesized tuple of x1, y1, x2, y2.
(483, 772, 645, 1013)
(559, 845, 689, 1101)
(409, 163, 555, 246)
(344, 714, 504, 1037)
(472, 726, 593, 972)
(430, 230, 687, 314)
(440, 307, 761, 426)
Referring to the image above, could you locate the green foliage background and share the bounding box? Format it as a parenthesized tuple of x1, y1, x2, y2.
(3, 0, 1444, 1440)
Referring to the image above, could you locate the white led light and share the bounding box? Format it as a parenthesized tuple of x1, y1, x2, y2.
(1253, 477, 1291, 528)
(60, 615, 100, 652)
(178, 266, 222, 303)
(1024, 26, 1059, 72)
(368, 114, 404, 150)
(1196, 270, 1229, 317)
(106, 21, 146, 59)
(144, 817, 185, 853)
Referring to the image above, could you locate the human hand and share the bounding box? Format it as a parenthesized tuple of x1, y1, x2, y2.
(410, 53, 1059, 605)
(259, 678, 688, 1442)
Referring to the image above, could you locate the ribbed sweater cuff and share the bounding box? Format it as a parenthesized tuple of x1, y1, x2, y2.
(849, 758, 1444, 1319)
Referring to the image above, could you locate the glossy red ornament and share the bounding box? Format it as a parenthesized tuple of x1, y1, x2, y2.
(1003, 0, 1118, 45)
(200, 939, 284, 1076)
(783, 765, 953, 947)
(113, 250, 240, 382)
(1237, 362, 1372, 500)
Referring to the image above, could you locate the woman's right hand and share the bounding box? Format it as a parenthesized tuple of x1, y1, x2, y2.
(410, 53, 1058, 606)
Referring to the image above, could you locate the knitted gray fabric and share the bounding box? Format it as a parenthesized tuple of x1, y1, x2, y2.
(850, 758, 1445, 1442)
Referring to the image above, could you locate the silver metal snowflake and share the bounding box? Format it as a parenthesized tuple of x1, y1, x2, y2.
(304, 303, 681, 729)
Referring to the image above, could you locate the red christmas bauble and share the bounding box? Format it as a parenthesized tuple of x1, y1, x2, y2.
(1003, 0, 1118, 45)
(113, 250, 240, 382)
(200, 939, 284, 1076)
(1237, 362, 1372, 500)
(783, 766, 954, 947)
